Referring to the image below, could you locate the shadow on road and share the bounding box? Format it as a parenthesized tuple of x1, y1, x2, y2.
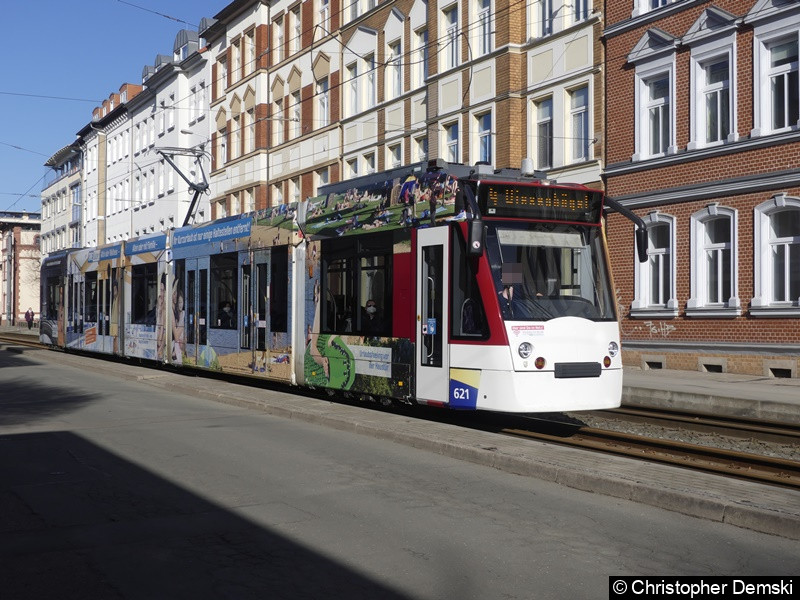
(0, 431, 412, 599)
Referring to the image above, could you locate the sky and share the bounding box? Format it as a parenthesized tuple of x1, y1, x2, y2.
(1, 0, 226, 215)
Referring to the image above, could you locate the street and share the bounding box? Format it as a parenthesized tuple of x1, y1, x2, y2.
(1, 346, 798, 599)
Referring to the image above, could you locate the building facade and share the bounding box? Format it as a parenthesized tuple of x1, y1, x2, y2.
(41, 143, 82, 255)
(1, 212, 41, 325)
(604, 0, 800, 377)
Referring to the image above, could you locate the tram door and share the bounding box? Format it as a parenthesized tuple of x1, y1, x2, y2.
(252, 250, 271, 373)
(415, 227, 450, 403)
(184, 257, 209, 365)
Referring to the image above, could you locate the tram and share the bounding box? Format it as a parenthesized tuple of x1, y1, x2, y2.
(40, 159, 646, 413)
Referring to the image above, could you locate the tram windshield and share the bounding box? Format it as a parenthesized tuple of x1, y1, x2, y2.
(486, 223, 616, 322)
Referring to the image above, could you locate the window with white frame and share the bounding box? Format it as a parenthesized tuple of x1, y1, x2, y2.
(274, 17, 284, 63)
(168, 94, 175, 130)
(219, 57, 228, 90)
(388, 143, 402, 168)
(690, 48, 734, 149)
(232, 39, 241, 80)
(274, 98, 284, 145)
(232, 113, 241, 159)
(445, 121, 459, 163)
(347, 63, 359, 116)
(291, 91, 302, 138)
(476, 112, 492, 163)
(535, 98, 553, 169)
(317, 77, 329, 128)
(688, 205, 739, 314)
(415, 28, 428, 86)
(365, 54, 376, 108)
(246, 107, 256, 153)
(768, 38, 799, 130)
(350, 0, 359, 22)
(476, 0, 491, 57)
(273, 183, 283, 206)
(646, 75, 670, 155)
(574, 0, 589, 23)
(388, 40, 402, 98)
(246, 30, 256, 75)
(633, 0, 673, 18)
(217, 124, 227, 167)
(364, 152, 376, 174)
(291, 7, 302, 54)
(244, 188, 254, 213)
(570, 86, 589, 162)
(443, 5, 459, 71)
(632, 212, 677, 314)
(291, 176, 301, 204)
(318, 0, 330, 33)
(753, 195, 800, 312)
(315, 167, 329, 193)
(347, 157, 359, 177)
(415, 136, 428, 162)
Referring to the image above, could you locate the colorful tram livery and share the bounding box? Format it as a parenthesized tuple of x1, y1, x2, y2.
(41, 160, 646, 413)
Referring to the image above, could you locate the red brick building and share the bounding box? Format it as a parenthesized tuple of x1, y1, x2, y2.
(604, 0, 800, 377)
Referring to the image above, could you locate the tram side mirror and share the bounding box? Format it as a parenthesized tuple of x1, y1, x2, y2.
(635, 226, 648, 263)
(468, 219, 486, 257)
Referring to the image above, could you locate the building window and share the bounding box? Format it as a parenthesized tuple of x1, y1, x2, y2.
(246, 107, 256, 153)
(315, 167, 329, 193)
(476, 112, 492, 163)
(540, 0, 553, 37)
(574, 0, 589, 23)
(365, 54, 376, 108)
(232, 113, 241, 159)
(445, 121, 459, 163)
(291, 176, 301, 204)
(704, 59, 731, 143)
(443, 5, 459, 70)
(318, 0, 330, 33)
(274, 17, 284, 63)
(632, 212, 677, 315)
(317, 77, 329, 127)
(272, 183, 283, 206)
(388, 40, 402, 98)
(688, 205, 739, 315)
(646, 76, 670, 155)
(415, 28, 429, 86)
(291, 7, 302, 54)
(245, 30, 256, 75)
(753, 195, 800, 313)
(570, 86, 589, 162)
(347, 63, 359, 116)
(347, 157, 359, 178)
(291, 91, 302, 138)
(273, 98, 284, 145)
(415, 136, 428, 162)
(217, 125, 227, 167)
(476, 0, 491, 57)
(535, 98, 553, 169)
(769, 38, 799, 130)
(364, 152, 375, 174)
(388, 143, 402, 168)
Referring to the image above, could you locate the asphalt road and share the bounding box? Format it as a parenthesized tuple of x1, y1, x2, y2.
(1, 346, 798, 599)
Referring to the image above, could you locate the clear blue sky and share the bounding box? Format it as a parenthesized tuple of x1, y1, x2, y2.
(1, 0, 225, 214)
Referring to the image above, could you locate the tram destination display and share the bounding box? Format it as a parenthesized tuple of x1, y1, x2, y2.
(478, 182, 603, 223)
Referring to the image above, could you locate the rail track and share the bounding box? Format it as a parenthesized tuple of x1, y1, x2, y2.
(0, 332, 45, 349)
(4, 332, 799, 489)
(502, 414, 800, 490)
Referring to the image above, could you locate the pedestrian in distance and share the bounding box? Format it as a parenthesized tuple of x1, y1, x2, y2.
(24, 308, 34, 330)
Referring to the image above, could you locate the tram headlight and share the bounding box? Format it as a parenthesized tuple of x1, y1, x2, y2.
(518, 342, 533, 359)
(607, 341, 619, 357)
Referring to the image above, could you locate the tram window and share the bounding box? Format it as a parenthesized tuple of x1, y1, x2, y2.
(131, 263, 158, 325)
(210, 253, 238, 329)
(45, 278, 61, 320)
(451, 227, 488, 339)
(85, 272, 98, 322)
(270, 248, 288, 333)
(321, 233, 393, 335)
